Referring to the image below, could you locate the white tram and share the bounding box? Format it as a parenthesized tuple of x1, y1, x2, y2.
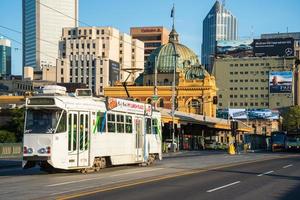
(22, 86, 162, 172)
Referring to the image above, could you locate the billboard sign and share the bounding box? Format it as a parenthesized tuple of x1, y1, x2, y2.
(217, 109, 279, 120)
(216, 40, 253, 58)
(253, 38, 294, 57)
(109, 60, 120, 86)
(269, 71, 292, 93)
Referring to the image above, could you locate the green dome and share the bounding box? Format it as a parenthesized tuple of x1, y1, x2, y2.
(146, 29, 200, 74)
(185, 66, 209, 80)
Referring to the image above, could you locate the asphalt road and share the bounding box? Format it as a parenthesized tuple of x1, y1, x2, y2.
(0, 152, 299, 200)
(61, 156, 300, 200)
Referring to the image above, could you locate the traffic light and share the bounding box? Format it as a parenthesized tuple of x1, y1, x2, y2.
(213, 96, 218, 104)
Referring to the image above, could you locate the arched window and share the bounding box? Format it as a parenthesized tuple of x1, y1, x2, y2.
(188, 99, 202, 115)
(164, 79, 169, 85)
(147, 98, 152, 104)
(159, 98, 164, 107)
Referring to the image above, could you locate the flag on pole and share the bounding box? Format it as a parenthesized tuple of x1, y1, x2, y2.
(170, 5, 175, 18)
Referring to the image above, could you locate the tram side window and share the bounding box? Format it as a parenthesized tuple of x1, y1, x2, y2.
(97, 112, 106, 133)
(125, 116, 132, 133)
(68, 114, 72, 151)
(117, 115, 125, 133)
(146, 118, 152, 134)
(107, 113, 116, 133)
(56, 112, 67, 133)
(152, 119, 158, 135)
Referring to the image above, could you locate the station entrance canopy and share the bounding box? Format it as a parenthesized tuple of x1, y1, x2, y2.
(158, 108, 252, 133)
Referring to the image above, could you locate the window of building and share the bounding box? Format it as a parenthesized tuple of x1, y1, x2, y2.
(230, 72, 233, 75)
(240, 71, 244, 74)
(234, 72, 238, 74)
(255, 87, 258, 90)
(255, 63, 259, 66)
(240, 80, 244, 82)
(61, 68, 63, 74)
(261, 94, 264, 98)
(230, 95, 233, 98)
(234, 95, 237, 98)
(230, 64, 233, 67)
(245, 71, 249, 74)
(240, 87, 243, 90)
(240, 102, 243, 106)
(230, 80, 233, 82)
(102, 52, 105, 57)
(261, 63, 265, 66)
(244, 102, 248, 106)
(93, 43, 96, 48)
(100, 77, 103, 83)
(219, 94, 222, 98)
(240, 95, 243, 98)
(218, 103, 223, 106)
(100, 68, 103, 74)
(266, 63, 270, 66)
(234, 102, 238, 106)
(101, 29, 104, 34)
(255, 103, 258, 106)
(250, 63, 254, 66)
(230, 102, 233, 106)
(235, 64, 238, 67)
(245, 64, 249, 66)
(240, 64, 244, 67)
(255, 94, 258, 97)
(234, 80, 238, 82)
(76, 43, 79, 49)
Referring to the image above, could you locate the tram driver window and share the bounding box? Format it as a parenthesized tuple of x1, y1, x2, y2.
(107, 113, 116, 133)
(125, 116, 132, 133)
(146, 118, 152, 134)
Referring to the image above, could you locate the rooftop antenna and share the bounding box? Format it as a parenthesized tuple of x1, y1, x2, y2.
(286, 27, 289, 33)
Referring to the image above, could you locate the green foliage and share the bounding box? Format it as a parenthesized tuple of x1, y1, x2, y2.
(1, 108, 25, 142)
(282, 106, 300, 132)
(0, 130, 16, 143)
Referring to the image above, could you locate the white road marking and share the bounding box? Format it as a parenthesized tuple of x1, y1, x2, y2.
(110, 168, 163, 177)
(51, 185, 96, 196)
(257, 170, 274, 177)
(47, 177, 101, 187)
(47, 168, 163, 187)
(206, 181, 241, 193)
(283, 164, 293, 169)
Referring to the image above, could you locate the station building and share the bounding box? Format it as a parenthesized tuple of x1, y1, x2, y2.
(105, 27, 252, 149)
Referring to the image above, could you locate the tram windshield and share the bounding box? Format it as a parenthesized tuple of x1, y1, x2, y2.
(25, 109, 66, 134)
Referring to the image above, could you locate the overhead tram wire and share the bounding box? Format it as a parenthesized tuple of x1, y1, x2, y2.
(0, 24, 144, 69)
(0, 32, 59, 60)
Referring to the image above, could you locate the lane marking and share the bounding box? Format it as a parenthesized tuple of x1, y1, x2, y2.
(47, 168, 163, 187)
(257, 170, 274, 177)
(56, 155, 300, 200)
(206, 181, 241, 193)
(110, 168, 163, 177)
(283, 164, 293, 169)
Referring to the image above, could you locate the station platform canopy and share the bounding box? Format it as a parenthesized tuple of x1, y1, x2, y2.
(157, 108, 253, 133)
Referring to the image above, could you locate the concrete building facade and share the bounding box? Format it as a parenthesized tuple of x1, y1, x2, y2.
(130, 26, 170, 62)
(201, 0, 238, 73)
(22, 0, 78, 80)
(53, 27, 144, 96)
(0, 39, 11, 78)
(213, 57, 297, 109)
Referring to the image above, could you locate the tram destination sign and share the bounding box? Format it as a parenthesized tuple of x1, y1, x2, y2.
(27, 98, 55, 105)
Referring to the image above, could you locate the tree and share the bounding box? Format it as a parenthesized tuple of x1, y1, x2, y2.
(282, 106, 300, 132)
(0, 130, 16, 143)
(2, 108, 25, 142)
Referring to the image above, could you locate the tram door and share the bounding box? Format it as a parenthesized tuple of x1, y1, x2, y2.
(135, 117, 143, 162)
(68, 111, 90, 168)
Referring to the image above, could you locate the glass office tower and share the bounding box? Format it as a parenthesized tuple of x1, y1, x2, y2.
(0, 38, 12, 78)
(201, 0, 237, 73)
(22, 0, 78, 79)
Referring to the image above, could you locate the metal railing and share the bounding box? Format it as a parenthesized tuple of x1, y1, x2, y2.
(0, 143, 22, 158)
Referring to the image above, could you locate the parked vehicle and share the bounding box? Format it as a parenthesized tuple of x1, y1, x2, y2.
(286, 135, 300, 151)
(271, 131, 286, 152)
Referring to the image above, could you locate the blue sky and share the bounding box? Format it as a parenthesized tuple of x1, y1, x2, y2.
(0, 0, 300, 75)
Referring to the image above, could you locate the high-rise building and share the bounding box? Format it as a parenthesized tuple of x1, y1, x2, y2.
(261, 32, 300, 60)
(0, 38, 11, 78)
(201, 0, 238, 73)
(130, 26, 170, 62)
(51, 27, 144, 96)
(22, 0, 78, 80)
(213, 57, 296, 110)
